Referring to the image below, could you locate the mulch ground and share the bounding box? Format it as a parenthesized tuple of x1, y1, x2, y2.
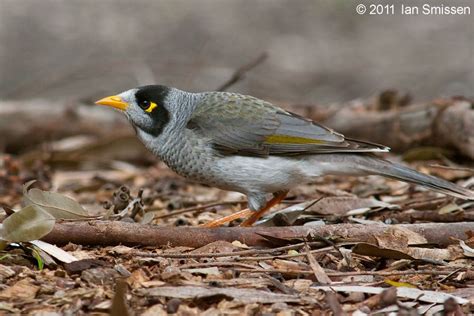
(0, 148, 473, 315)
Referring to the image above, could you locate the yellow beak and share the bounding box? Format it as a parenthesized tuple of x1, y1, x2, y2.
(95, 95, 129, 111)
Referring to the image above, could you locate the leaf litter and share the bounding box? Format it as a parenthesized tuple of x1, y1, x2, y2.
(0, 133, 474, 314)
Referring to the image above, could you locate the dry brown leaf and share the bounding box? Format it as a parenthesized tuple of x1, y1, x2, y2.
(0, 278, 39, 300)
(126, 269, 150, 289)
(353, 242, 457, 262)
(0, 264, 15, 282)
(108, 245, 134, 255)
(405, 247, 454, 261)
(81, 267, 121, 285)
(375, 226, 427, 250)
(64, 259, 109, 274)
(305, 244, 331, 284)
(306, 196, 397, 216)
(352, 243, 415, 260)
(190, 240, 240, 255)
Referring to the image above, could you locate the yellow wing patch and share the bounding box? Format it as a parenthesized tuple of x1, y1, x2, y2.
(145, 102, 158, 113)
(265, 135, 324, 144)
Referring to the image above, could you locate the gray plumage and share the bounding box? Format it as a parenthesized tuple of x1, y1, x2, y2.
(98, 85, 474, 212)
(190, 92, 389, 155)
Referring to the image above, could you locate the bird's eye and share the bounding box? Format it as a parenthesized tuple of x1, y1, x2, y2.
(139, 100, 158, 113)
(139, 100, 150, 109)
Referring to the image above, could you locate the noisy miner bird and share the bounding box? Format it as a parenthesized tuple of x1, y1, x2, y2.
(96, 85, 474, 226)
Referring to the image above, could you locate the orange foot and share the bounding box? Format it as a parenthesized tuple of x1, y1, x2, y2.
(201, 191, 288, 228)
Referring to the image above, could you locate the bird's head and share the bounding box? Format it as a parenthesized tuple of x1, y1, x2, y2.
(95, 85, 171, 136)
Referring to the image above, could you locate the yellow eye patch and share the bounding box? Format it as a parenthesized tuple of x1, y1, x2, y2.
(145, 102, 158, 113)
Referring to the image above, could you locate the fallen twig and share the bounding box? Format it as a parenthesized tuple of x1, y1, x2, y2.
(150, 200, 246, 219)
(387, 209, 474, 223)
(42, 221, 474, 247)
(179, 262, 258, 270)
(238, 246, 333, 261)
(232, 268, 461, 277)
(136, 241, 326, 259)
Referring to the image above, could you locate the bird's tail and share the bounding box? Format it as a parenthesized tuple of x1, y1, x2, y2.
(315, 154, 474, 200)
(357, 155, 473, 199)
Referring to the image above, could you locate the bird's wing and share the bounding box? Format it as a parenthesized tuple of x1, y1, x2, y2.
(189, 92, 388, 156)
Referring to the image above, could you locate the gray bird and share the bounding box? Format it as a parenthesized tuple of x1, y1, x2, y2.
(96, 85, 474, 226)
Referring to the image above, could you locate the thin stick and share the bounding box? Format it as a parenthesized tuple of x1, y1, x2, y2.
(180, 262, 258, 270)
(232, 268, 462, 277)
(427, 164, 474, 172)
(216, 52, 269, 91)
(237, 246, 334, 261)
(438, 267, 464, 283)
(134, 241, 325, 259)
(151, 200, 246, 219)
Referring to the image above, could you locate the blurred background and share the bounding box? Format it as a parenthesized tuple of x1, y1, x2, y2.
(0, 2, 473, 312)
(0, 0, 472, 104)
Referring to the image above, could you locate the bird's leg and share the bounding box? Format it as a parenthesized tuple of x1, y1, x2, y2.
(201, 191, 289, 228)
(239, 191, 288, 227)
(201, 208, 254, 228)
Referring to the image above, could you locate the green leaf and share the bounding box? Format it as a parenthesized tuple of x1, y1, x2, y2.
(31, 248, 44, 270)
(1, 205, 55, 242)
(22, 180, 90, 220)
